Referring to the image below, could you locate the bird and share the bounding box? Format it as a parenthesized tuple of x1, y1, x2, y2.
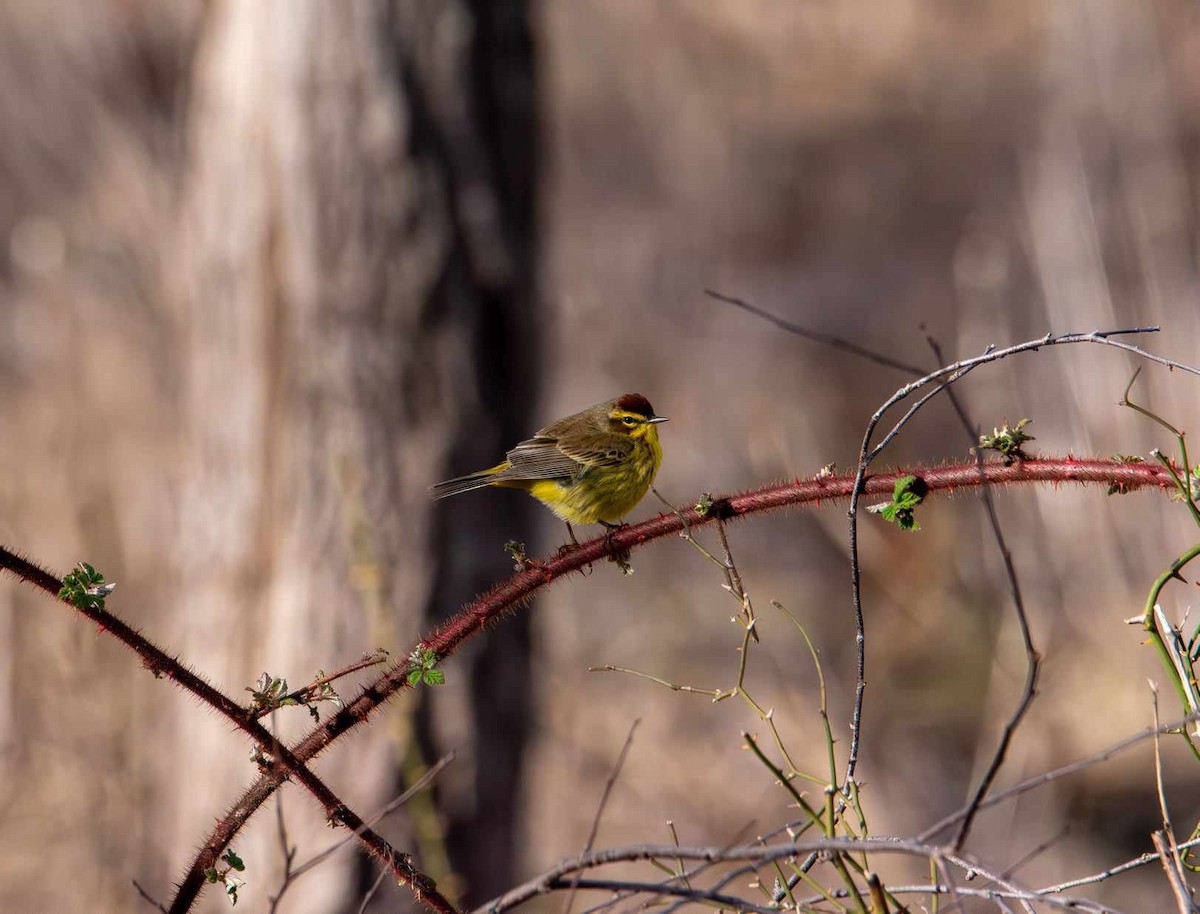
(432, 393, 667, 537)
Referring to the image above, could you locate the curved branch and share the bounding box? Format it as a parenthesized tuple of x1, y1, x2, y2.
(0, 549, 457, 914)
(173, 456, 1176, 912)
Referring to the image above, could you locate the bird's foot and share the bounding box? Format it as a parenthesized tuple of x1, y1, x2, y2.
(557, 522, 582, 554)
(558, 522, 593, 574)
(599, 520, 634, 574)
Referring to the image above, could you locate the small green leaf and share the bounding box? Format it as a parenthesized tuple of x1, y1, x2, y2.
(204, 868, 221, 884)
(695, 493, 715, 517)
(406, 646, 445, 687)
(222, 850, 245, 871)
(867, 475, 927, 532)
(58, 561, 115, 610)
(972, 418, 1035, 464)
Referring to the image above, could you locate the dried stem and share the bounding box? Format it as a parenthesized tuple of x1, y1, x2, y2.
(950, 446, 1041, 852)
(475, 836, 1104, 914)
(562, 720, 640, 914)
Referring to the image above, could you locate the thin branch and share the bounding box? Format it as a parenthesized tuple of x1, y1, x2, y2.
(267, 789, 298, 914)
(1152, 832, 1195, 914)
(921, 712, 1200, 840)
(1151, 689, 1197, 914)
(285, 752, 456, 885)
(357, 867, 391, 914)
(253, 650, 391, 720)
(561, 878, 783, 914)
(797, 882, 1125, 914)
(562, 720, 640, 914)
(715, 519, 758, 641)
(587, 665, 728, 700)
(703, 289, 927, 374)
(916, 336, 1043, 853)
(1038, 836, 1200, 895)
(843, 329, 1165, 788)
(133, 880, 169, 913)
(1092, 336, 1200, 378)
(473, 837, 1109, 914)
(1001, 824, 1071, 879)
(708, 290, 1195, 383)
(950, 445, 1041, 852)
(707, 296, 1198, 817)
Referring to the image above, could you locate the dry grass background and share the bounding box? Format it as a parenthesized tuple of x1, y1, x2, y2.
(2, 2, 1200, 912)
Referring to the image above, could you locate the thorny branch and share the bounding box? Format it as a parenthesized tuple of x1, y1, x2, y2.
(166, 456, 1174, 912)
(0, 548, 451, 914)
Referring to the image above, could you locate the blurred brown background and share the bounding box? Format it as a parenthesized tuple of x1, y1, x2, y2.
(2, 2, 1200, 912)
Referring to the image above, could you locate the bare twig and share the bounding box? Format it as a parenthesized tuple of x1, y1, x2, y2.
(921, 712, 1200, 840)
(253, 650, 391, 720)
(843, 328, 1169, 790)
(561, 720, 640, 914)
(563, 878, 783, 914)
(267, 789, 299, 914)
(715, 519, 758, 641)
(357, 866, 391, 914)
(474, 837, 1112, 914)
(950, 441, 1041, 852)
(1151, 689, 1197, 913)
(286, 752, 455, 885)
(1001, 824, 1071, 879)
(587, 665, 728, 699)
(704, 289, 926, 374)
(132, 880, 169, 913)
(797, 882, 1124, 914)
(1153, 832, 1196, 914)
(921, 335, 1045, 854)
(1039, 836, 1200, 895)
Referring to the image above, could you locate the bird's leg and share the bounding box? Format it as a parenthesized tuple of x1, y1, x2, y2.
(599, 520, 633, 573)
(557, 522, 582, 556)
(556, 521, 595, 575)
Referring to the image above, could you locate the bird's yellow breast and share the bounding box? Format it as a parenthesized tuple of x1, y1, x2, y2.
(527, 428, 662, 525)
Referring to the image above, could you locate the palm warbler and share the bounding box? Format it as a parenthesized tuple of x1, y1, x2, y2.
(432, 393, 667, 527)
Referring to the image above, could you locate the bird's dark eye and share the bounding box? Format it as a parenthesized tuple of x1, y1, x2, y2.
(622, 416, 637, 426)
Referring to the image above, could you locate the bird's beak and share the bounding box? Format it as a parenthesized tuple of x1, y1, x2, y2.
(649, 416, 669, 424)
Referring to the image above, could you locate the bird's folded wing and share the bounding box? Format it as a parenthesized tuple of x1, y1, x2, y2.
(505, 433, 632, 480)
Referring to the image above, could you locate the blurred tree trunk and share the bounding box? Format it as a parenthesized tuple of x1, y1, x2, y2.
(175, 1, 538, 909)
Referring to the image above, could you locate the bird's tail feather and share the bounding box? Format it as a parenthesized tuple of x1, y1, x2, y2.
(431, 462, 509, 499)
